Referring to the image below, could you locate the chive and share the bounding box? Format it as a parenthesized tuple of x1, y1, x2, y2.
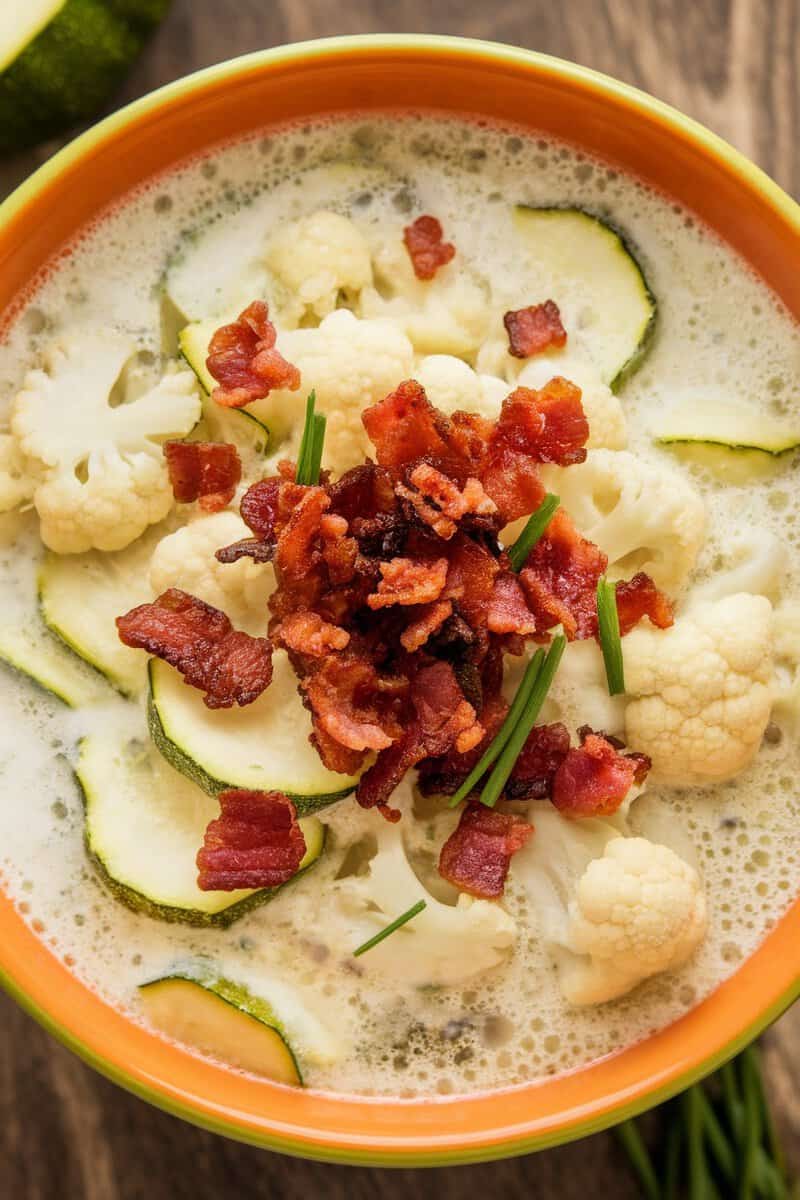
(479, 634, 566, 808)
(507, 493, 559, 572)
(308, 412, 327, 485)
(295, 390, 317, 484)
(740, 1049, 763, 1200)
(747, 1043, 787, 1186)
(697, 1087, 736, 1183)
(683, 1087, 709, 1200)
(597, 575, 625, 695)
(664, 1113, 683, 1200)
(352, 899, 427, 957)
(614, 1120, 661, 1200)
(447, 650, 544, 808)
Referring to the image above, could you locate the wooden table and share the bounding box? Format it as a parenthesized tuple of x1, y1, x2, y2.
(1, 3, 798, 1195)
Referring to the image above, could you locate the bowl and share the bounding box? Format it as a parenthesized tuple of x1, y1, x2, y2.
(1, 34, 799, 1166)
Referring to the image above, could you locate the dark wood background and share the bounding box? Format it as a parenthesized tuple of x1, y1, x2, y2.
(1, 2, 798, 1196)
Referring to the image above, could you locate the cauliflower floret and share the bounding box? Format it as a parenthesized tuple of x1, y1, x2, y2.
(542, 449, 706, 593)
(249, 309, 414, 471)
(518, 805, 706, 1005)
(624, 593, 774, 785)
(547, 639, 628, 737)
(331, 782, 516, 986)
(415, 354, 507, 420)
(360, 237, 490, 358)
(0, 433, 35, 511)
(149, 511, 273, 632)
(517, 352, 627, 450)
(265, 210, 372, 325)
(689, 530, 787, 607)
(12, 334, 200, 553)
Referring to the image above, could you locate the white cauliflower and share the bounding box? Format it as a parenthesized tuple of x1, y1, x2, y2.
(265, 210, 372, 325)
(415, 354, 507, 420)
(12, 334, 200, 553)
(542, 449, 706, 593)
(360, 236, 490, 358)
(0, 433, 35, 511)
(624, 593, 774, 785)
(689, 530, 787, 607)
(149, 511, 273, 633)
(517, 352, 627, 450)
(249, 309, 414, 471)
(547, 639, 627, 737)
(331, 783, 516, 986)
(518, 805, 706, 1005)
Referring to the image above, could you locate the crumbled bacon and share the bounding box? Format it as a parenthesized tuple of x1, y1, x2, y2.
(403, 215, 456, 280)
(504, 300, 567, 358)
(301, 652, 404, 765)
(552, 728, 650, 818)
(276, 611, 349, 657)
(116, 588, 273, 708)
(363, 380, 450, 470)
(488, 572, 537, 636)
(439, 803, 533, 898)
(163, 440, 242, 512)
(206, 301, 301, 408)
(368, 556, 449, 609)
(520, 508, 607, 640)
(400, 600, 454, 652)
(616, 571, 674, 634)
(397, 463, 497, 539)
(490, 381, 588, 468)
(505, 722, 571, 799)
(197, 789, 306, 890)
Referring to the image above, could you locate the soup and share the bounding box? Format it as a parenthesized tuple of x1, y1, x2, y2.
(0, 114, 798, 1097)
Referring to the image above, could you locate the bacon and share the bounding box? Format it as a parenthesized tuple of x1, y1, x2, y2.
(368, 556, 448, 609)
(163, 440, 242, 512)
(319, 514, 359, 585)
(504, 300, 567, 358)
(276, 611, 349, 657)
(240, 477, 284, 539)
(438, 804, 533, 898)
(552, 728, 650, 818)
(519, 508, 607, 640)
(357, 661, 479, 819)
(206, 301, 301, 409)
(403, 215, 456, 280)
(397, 464, 497, 539)
(400, 599, 454, 652)
(616, 571, 674, 634)
(487, 572, 537, 636)
(417, 689, 507, 798)
(302, 652, 403, 759)
(362, 381, 450, 470)
(505, 722, 571, 799)
(116, 588, 273, 708)
(444, 534, 499, 632)
(327, 463, 397, 523)
(491, 381, 588, 467)
(197, 789, 306, 890)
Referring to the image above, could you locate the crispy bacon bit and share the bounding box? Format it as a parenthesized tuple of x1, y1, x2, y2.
(276, 612, 350, 657)
(363, 380, 450, 469)
(491, 381, 588, 468)
(302, 652, 403, 759)
(488, 572, 537, 636)
(398, 463, 497, 539)
(163, 440, 242, 512)
(505, 722, 571, 799)
(439, 804, 533, 898)
(368, 556, 449, 609)
(240, 478, 284, 539)
(357, 661, 479, 820)
(616, 571, 674, 634)
(116, 588, 273, 708)
(504, 300, 567, 358)
(206, 301, 301, 409)
(319, 514, 359, 585)
(520, 508, 607, 640)
(403, 215, 456, 280)
(400, 600, 454, 652)
(196, 789, 306, 890)
(552, 728, 650, 818)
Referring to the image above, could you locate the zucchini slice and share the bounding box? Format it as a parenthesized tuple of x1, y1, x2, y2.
(148, 651, 359, 812)
(655, 397, 800, 456)
(77, 734, 324, 927)
(0, 620, 103, 707)
(38, 531, 159, 697)
(179, 319, 270, 454)
(139, 973, 302, 1084)
(512, 206, 656, 390)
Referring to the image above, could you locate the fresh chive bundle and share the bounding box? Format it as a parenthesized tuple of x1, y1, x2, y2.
(507, 492, 560, 572)
(352, 899, 427, 957)
(479, 635, 566, 808)
(597, 575, 625, 696)
(295, 390, 327, 485)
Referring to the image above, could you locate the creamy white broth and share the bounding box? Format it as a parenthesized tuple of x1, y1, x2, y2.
(0, 115, 798, 1096)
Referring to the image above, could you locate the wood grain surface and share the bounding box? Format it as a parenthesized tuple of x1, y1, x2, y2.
(1, 2, 798, 1196)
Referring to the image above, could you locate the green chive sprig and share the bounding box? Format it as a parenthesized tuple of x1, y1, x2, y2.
(352, 899, 427, 957)
(447, 649, 544, 808)
(479, 634, 566, 809)
(507, 492, 560, 572)
(597, 575, 625, 696)
(295, 390, 327, 485)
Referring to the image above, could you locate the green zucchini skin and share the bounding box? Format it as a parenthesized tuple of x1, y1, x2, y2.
(0, 0, 172, 154)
